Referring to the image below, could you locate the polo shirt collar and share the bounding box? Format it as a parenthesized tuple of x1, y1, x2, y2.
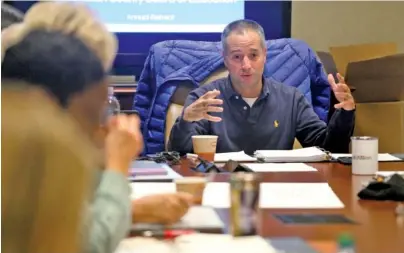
(224, 75, 271, 100)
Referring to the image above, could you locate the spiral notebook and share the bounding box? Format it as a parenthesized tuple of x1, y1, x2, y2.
(254, 147, 331, 163)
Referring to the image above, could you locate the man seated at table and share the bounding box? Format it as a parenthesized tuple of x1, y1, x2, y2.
(168, 19, 355, 155)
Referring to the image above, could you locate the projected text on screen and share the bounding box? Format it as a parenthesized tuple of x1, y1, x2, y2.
(84, 0, 244, 33)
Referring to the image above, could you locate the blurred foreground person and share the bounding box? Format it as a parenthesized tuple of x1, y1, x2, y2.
(1, 83, 96, 253)
(1, 2, 23, 30)
(2, 2, 193, 253)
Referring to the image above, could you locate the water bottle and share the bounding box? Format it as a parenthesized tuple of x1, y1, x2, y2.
(105, 87, 120, 120)
(337, 233, 355, 253)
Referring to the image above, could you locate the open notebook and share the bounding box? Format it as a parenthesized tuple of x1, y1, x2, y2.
(254, 147, 331, 163)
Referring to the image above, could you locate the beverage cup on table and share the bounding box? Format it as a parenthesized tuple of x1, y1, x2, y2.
(192, 135, 218, 162)
(351, 136, 378, 175)
(175, 177, 207, 205)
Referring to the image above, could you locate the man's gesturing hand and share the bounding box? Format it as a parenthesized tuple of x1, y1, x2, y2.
(183, 89, 223, 122)
(328, 73, 356, 111)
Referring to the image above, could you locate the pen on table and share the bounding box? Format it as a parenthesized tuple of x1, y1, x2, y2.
(142, 229, 197, 239)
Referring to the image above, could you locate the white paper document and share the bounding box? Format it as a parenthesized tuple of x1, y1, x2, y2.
(242, 163, 317, 172)
(131, 182, 344, 209)
(332, 153, 401, 162)
(214, 151, 257, 162)
(259, 183, 344, 209)
(128, 161, 183, 181)
(130, 182, 175, 199)
(131, 206, 225, 231)
(175, 234, 278, 253)
(376, 171, 404, 177)
(130, 182, 231, 208)
(254, 147, 329, 162)
(202, 182, 230, 208)
(115, 234, 277, 253)
(115, 238, 172, 253)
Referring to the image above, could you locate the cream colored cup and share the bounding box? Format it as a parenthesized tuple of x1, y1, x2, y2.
(175, 177, 207, 205)
(351, 136, 378, 175)
(192, 135, 218, 162)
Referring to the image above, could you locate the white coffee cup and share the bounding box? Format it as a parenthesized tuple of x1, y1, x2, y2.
(351, 136, 378, 175)
(192, 135, 218, 162)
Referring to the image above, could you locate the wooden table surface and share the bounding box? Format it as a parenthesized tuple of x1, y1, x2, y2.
(174, 160, 404, 253)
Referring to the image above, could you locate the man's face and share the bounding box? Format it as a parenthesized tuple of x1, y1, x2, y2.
(223, 30, 266, 89)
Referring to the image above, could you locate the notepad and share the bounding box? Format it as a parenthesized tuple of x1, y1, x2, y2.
(259, 183, 344, 209)
(115, 234, 278, 253)
(254, 147, 330, 163)
(332, 153, 401, 162)
(242, 163, 317, 172)
(214, 151, 257, 162)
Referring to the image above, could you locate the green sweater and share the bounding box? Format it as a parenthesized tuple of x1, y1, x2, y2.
(84, 170, 131, 253)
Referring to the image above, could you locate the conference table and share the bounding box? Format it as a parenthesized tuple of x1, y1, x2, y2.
(170, 160, 404, 253)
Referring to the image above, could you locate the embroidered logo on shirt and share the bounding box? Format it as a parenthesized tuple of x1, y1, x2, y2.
(274, 120, 279, 128)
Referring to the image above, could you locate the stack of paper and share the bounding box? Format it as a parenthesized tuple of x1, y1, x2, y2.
(254, 147, 330, 163)
(242, 163, 317, 172)
(214, 151, 257, 162)
(259, 183, 344, 209)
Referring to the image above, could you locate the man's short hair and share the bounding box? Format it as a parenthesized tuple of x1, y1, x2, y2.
(1, 3, 24, 30)
(221, 19, 266, 53)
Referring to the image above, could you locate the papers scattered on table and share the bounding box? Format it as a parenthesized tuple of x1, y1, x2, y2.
(214, 151, 257, 162)
(115, 234, 277, 253)
(242, 163, 317, 172)
(259, 183, 344, 209)
(130, 182, 344, 209)
(254, 147, 330, 163)
(376, 171, 404, 177)
(332, 153, 401, 162)
(131, 206, 225, 232)
(130, 182, 230, 208)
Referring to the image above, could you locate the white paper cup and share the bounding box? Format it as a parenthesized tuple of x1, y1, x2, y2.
(192, 135, 218, 162)
(351, 136, 378, 175)
(175, 177, 207, 205)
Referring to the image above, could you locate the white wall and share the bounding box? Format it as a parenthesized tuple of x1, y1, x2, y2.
(291, 1, 404, 53)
